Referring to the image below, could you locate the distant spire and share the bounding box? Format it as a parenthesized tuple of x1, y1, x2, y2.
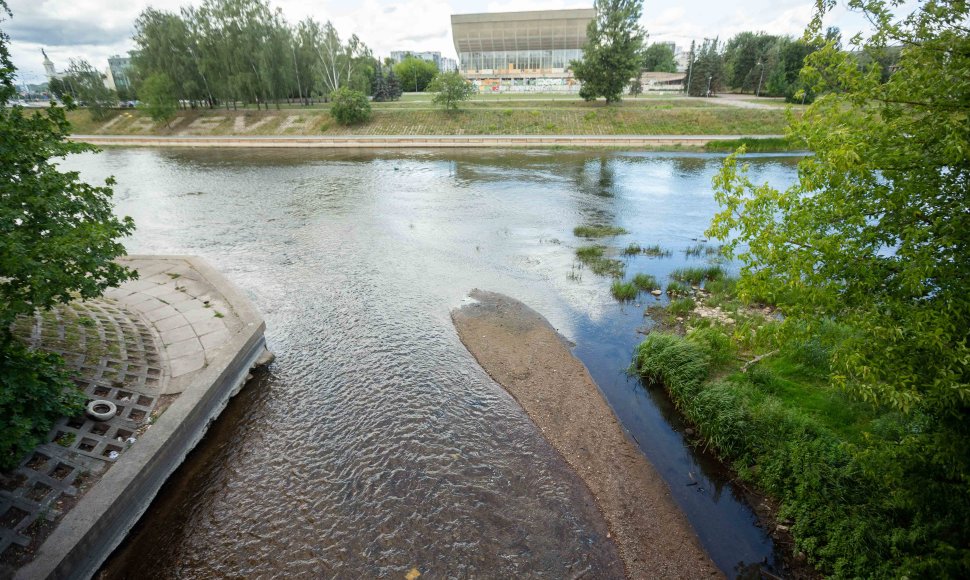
(42, 49, 56, 79)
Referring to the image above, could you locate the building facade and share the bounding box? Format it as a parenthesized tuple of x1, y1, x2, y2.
(107, 55, 133, 94)
(451, 8, 594, 93)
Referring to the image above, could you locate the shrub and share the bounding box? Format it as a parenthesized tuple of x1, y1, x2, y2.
(1, 342, 85, 470)
(428, 71, 475, 111)
(329, 88, 371, 125)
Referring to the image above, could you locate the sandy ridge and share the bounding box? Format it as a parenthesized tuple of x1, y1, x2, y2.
(451, 290, 720, 579)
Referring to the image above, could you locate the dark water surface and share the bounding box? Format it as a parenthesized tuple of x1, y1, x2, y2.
(61, 149, 800, 578)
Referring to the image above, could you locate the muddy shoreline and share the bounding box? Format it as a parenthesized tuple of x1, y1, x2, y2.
(452, 290, 720, 579)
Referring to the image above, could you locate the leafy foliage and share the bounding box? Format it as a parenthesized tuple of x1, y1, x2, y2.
(686, 38, 724, 97)
(0, 2, 134, 468)
(571, 0, 647, 103)
(1, 343, 83, 471)
(710, 0, 970, 417)
(427, 72, 474, 111)
(62, 59, 117, 120)
(132, 0, 376, 110)
(139, 72, 178, 125)
(394, 56, 438, 93)
(642, 42, 677, 72)
(328, 87, 371, 125)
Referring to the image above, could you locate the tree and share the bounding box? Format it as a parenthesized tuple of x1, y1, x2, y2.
(371, 62, 388, 101)
(0, 1, 135, 469)
(642, 42, 677, 72)
(328, 87, 371, 124)
(46, 77, 67, 100)
(140, 72, 178, 126)
(63, 59, 117, 120)
(393, 56, 438, 92)
(628, 76, 642, 96)
(427, 71, 474, 111)
(686, 38, 724, 96)
(570, 0, 647, 103)
(723, 31, 778, 92)
(709, 0, 970, 568)
(384, 66, 402, 100)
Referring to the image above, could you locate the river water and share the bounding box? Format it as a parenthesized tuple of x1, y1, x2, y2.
(61, 148, 800, 578)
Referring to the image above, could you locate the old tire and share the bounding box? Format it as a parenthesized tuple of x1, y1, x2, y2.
(86, 399, 117, 422)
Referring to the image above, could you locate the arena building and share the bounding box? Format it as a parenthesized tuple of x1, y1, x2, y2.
(450, 8, 595, 93)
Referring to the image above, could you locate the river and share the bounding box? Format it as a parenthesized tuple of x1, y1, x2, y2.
(60, 148, 800, 578)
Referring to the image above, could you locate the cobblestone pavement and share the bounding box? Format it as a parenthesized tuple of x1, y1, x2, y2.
(0, 257, 243, 573)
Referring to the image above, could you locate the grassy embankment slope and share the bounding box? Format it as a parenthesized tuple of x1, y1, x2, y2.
(630, 267, 963, 577)
(67, 93, 800, 147)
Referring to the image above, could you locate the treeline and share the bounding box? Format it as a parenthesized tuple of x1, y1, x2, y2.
(130, 0, 443, 110)
(684, 29, 900, 101)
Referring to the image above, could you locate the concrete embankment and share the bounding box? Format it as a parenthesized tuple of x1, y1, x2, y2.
(73, 133, 783, 149)
(452, 290, 720, 579)
(12, 256, 271, 580)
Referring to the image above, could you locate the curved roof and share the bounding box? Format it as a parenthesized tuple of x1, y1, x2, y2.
(451, 9, 595, 53)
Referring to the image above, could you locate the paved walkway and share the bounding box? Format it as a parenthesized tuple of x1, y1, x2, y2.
(73, 133, 784, 149)
(0, 256, 250, 575)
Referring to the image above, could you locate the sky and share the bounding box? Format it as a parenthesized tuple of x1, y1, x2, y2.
(3, 0, 907, 86)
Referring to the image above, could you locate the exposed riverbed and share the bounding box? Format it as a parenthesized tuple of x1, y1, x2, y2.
(59, 148, 800, 578)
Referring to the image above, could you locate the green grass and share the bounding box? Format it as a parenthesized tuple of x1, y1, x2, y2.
(623, 243, 642, 255)
(575, 245, 625, 278)
(574, 225, 627, 238)
(632, 273, 658, 291)
(641, 244, 672, 257)
(684, 243, 721, 257)
(67, 102, 794, 137)
(670, 265, 724, 285)
(666, 280, 690, 296)
(668, 297, 696, 317)
(611, 280, 639, 301)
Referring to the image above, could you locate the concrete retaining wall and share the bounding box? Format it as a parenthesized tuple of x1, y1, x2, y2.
(72, 134, 783, 149)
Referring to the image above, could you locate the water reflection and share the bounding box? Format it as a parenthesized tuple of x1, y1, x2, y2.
(58, 148, 801, 578)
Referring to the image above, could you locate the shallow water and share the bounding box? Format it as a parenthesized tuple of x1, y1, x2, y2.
(60, 148, 800, 578)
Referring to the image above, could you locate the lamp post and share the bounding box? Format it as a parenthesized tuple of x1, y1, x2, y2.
(756, 60, 765, 97)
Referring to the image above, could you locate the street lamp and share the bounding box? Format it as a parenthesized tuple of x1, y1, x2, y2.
(756, 60, 765, 97)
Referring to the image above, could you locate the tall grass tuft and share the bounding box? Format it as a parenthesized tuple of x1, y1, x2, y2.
(632, 273, 658, 291)
(641, 244, 672, 257)
(574, 225, 627, 238)
(611, 280, 639, 301)
(670, 265, 724, 285)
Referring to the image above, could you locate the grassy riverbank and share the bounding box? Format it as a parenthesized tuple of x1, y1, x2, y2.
(66, 95, 794, 139)
(634, 278, 968, 577)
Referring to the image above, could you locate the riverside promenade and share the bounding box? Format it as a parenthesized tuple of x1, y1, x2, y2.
(1, 256, 270, 579)
(72, 133, 784, 149)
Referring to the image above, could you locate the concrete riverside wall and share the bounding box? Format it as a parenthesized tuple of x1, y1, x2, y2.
(72, 134, 783, 149)
(15, 257, 269, 580)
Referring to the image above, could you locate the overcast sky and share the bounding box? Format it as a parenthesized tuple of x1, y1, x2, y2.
(3, 0, 908, 85)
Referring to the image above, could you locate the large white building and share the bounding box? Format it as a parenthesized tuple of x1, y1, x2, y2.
(450, 8, 594, 93)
